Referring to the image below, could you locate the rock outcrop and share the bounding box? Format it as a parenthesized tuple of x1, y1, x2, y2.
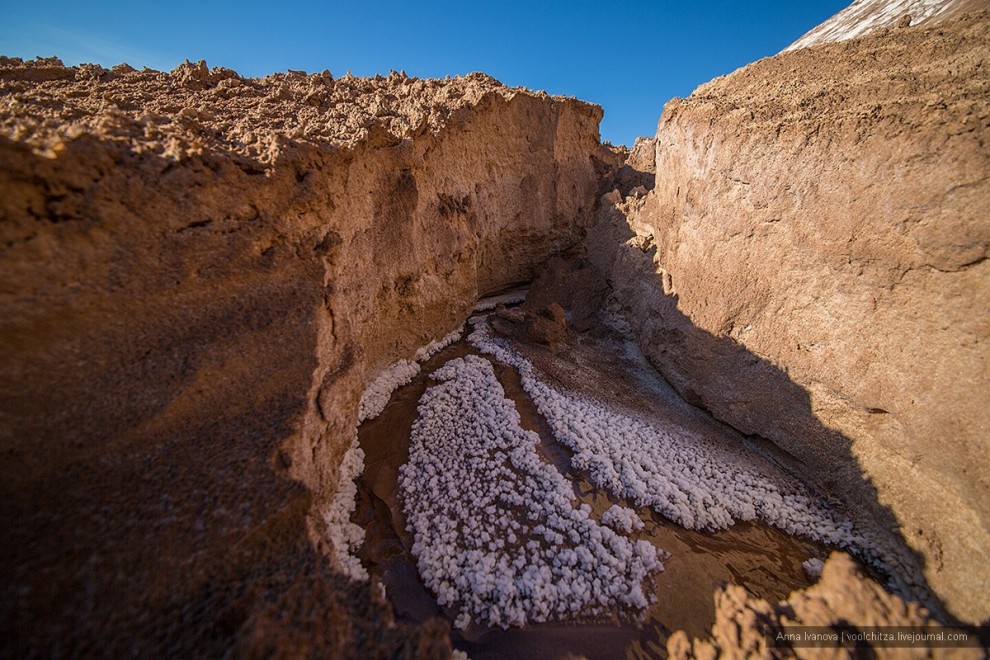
(592, 11, 990, 622)
(2, 1, 988, 654)
(667, 552, 983, 659)
(0, 59, 605, 655)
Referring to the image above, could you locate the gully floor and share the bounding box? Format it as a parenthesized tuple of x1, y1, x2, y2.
(353, 322, 831, 659)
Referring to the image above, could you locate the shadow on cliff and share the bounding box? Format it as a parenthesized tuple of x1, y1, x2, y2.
(585, 198, 953, 623)
(0, 132, 450, 657)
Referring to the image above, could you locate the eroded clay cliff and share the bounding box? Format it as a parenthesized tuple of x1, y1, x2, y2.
(592, 10, 990, 622)
(2, 4, 987, 656)
(0, 59, 607, 655)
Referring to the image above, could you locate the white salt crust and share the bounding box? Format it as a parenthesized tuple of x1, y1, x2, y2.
(468, 318, 865, 550)
(358, 328, 464, 423)
(358, 360, 420, 423)
(399, 355, 663, 629)
(323, 435, 369, 581)
(473, 290, 527, 312)
(784, 0, 952, 52)
(601, 504, 645, 534)
(331, 328, 465, 581)
(415, 328, 464, 362)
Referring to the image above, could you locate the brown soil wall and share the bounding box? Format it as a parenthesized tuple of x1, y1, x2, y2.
(0, 62, 606, 655)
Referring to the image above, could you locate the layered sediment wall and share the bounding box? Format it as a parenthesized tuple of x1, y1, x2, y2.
(0, 60, 605, 655)
(591, 11, 990, 622)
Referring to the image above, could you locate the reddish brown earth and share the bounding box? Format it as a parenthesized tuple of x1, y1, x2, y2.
(0, 58, 608, 656)
(1, 2, 987, 657)
(591, 10, 990, 623)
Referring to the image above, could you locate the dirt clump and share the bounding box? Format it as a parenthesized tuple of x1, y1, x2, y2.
(492, 302, 571, 349)
(524, 255, 607, 333)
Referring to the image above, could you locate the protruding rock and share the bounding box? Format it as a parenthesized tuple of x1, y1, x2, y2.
(669, 553, 968, 659)
(526, 303, 569, 347)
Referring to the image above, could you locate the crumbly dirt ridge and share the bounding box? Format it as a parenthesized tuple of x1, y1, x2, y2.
(668, 552, 983, 659)
(0, 56, 592, 164)
(675, 9, 990, 134)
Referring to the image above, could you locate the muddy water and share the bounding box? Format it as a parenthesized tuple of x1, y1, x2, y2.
(354, 337, 829, 659)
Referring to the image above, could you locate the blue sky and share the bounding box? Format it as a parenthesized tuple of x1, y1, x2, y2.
(0, 1, 849, 146)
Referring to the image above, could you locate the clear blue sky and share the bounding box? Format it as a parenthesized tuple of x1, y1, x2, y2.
(0, 1, 850, 146)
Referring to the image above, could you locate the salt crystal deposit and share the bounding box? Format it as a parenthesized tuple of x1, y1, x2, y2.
(468, 318, 865, 550)
(414, 328, 464, 362)
(784, 0, 956, 52)
(323, 435, 369, 581)
(601, 505, 645, 534)
(399, 355, 663, 629)
(359, 327, 464, 423)
(334, 326, 466, 580)
(473, 290, 528, 312)
(358, 360, 421, 423)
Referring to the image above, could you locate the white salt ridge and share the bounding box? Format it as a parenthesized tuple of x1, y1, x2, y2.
(473, 290, 527, 312)
(468, 319, 865, 550)
(324, 435, 369, 581)
(784, 0, 954, 52)
(358, 359, 421, 422)
(334, 327, 465, 580)
(399, 355, 663, 630)
(601, 504, 644, 534)
(359, 327, 464, 423)
(414, 327, 463, 362)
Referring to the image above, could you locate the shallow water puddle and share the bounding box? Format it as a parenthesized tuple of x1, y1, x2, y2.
(354, 334, 830, 658)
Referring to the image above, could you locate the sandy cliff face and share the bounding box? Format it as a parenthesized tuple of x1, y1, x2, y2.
(0, 60, 604, 655)
(593, 12, 990, 621)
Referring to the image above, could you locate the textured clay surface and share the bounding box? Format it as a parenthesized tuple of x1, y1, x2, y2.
(0, 58, 606, 656)
(592, 11, 990, 622)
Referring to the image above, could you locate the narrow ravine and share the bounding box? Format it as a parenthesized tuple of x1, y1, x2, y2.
(352, 311, 844, 658)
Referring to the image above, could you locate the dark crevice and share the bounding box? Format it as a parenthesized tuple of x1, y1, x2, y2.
(177, 219, 213, 233)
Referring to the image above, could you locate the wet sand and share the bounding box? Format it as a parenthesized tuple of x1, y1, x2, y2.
(354, 334, 830, 658)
